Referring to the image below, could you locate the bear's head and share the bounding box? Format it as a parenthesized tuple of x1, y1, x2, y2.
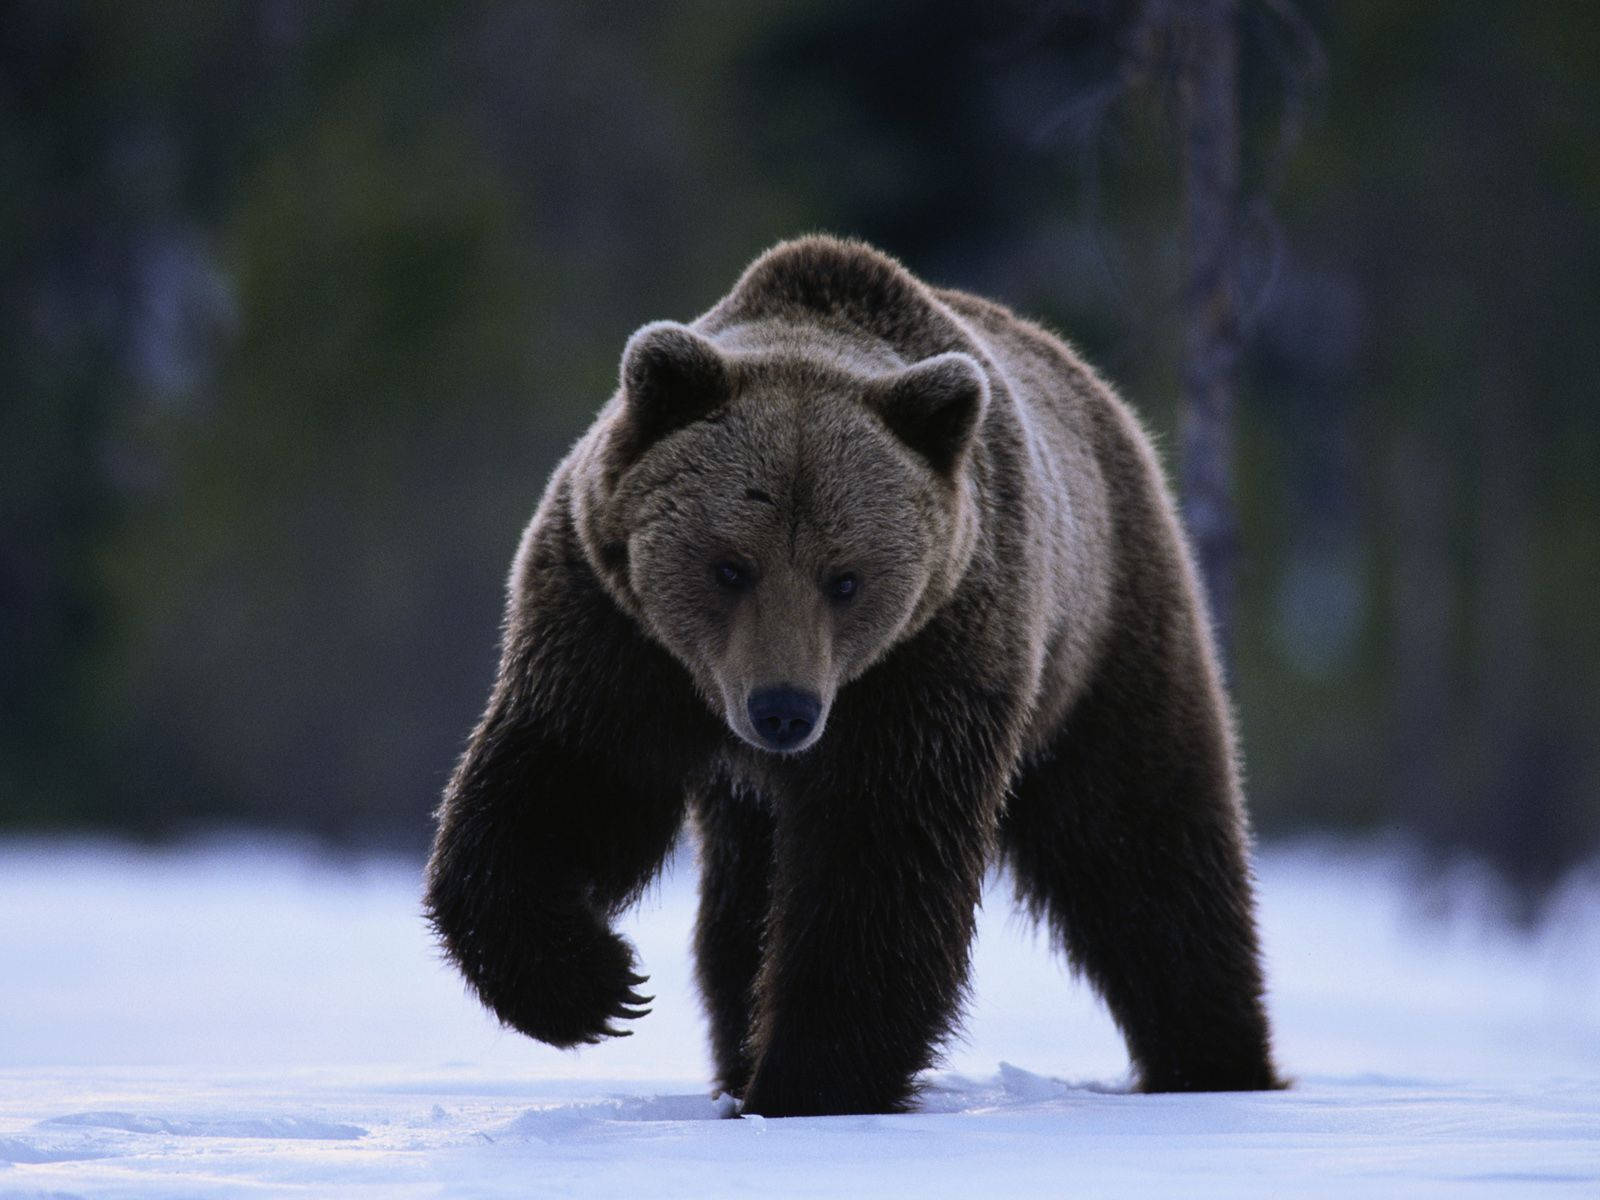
(575, 319, 988, 754)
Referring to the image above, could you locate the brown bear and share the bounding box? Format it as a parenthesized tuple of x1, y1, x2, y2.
(423, 235, 1281, 1117)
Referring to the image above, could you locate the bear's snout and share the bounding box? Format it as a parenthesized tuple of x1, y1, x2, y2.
(746, 686, 822, 752)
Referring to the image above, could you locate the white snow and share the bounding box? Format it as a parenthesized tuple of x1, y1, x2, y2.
(2, 836, 1597, 1197)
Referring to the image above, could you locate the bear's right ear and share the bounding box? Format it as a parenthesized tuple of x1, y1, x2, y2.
(619, 321, 732, 451)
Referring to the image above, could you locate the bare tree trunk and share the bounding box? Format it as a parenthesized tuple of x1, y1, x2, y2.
(1473, 350, 1559, 916)
(1173, 0, 1243, 666)
(1387, 422, 1455, 855)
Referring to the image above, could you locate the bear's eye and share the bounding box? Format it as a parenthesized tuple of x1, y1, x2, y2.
(713, 560, 753, 592)
(826, 571, 860, 603)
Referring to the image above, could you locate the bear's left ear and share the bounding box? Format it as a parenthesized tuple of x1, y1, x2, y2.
(863, 351, 989, 475)
(619, 321, 732, 450)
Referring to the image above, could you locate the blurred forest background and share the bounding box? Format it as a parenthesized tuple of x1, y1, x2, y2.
(3, 0, 1597, 914)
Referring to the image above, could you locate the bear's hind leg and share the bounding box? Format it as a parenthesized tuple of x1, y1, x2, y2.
(1002, 632, 1281, 1093)
(691, 776, 773, 1098)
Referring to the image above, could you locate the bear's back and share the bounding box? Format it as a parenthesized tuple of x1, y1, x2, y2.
(701, 236, 967, 365)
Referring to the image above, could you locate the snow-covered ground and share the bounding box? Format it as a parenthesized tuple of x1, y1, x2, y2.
(2, 836, 1596, 1197)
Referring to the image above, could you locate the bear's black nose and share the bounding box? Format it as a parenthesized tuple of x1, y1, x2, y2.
(746, 687, 822, 751)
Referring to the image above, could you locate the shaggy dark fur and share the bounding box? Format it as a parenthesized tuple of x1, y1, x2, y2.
(424, 235, 1281, 1117)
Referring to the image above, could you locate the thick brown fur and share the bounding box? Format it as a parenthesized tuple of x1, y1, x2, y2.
(424, 235, 1282, 1116)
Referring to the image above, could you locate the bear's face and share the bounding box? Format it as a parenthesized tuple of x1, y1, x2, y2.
(582, 322, 987, 755)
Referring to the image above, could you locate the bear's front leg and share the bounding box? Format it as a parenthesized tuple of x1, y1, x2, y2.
(425, 710, 673, 1046)
(424, 532, 722, 1048)
(738, 673, 1020, 1117)
(692, 776, 774, 1097)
